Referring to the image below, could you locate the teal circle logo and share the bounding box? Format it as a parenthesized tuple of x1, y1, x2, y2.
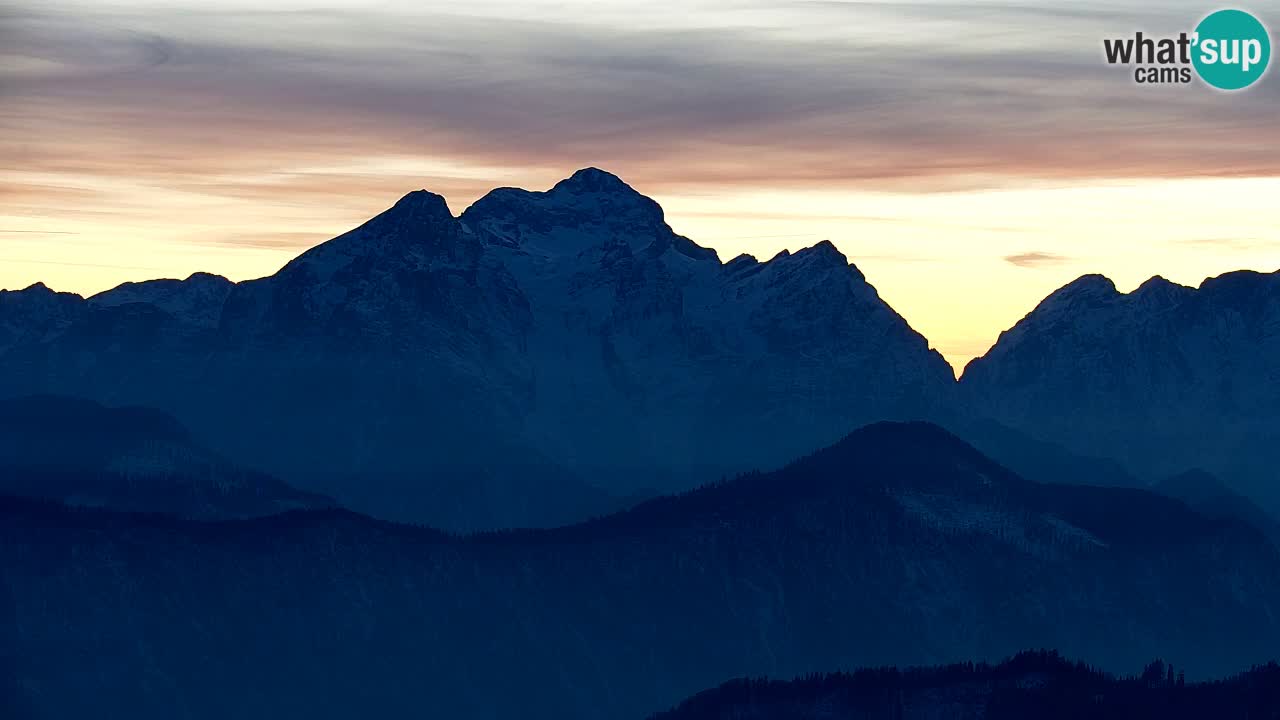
(1192, 9, 1271, 90)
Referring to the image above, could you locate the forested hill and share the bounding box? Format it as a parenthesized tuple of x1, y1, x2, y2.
(651, 651, 1280, 720)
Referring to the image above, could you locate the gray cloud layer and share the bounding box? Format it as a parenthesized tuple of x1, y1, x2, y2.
(3, 0, 1278, 216)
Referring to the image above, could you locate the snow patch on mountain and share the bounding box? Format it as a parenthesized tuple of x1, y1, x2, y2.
(893, 490, 1107, 554)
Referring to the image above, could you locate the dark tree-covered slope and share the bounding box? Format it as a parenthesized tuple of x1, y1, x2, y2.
(2, 423, 1277, 719)
(651, 651, 1280, 720)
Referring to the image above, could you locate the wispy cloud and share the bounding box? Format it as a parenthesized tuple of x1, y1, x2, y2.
(0, 256, 161, 271)
(3, 0, 1277, 217)
(198, 230, 332, 251)
(1004, 251, 1070, 267)
(0, 229, 79, 234)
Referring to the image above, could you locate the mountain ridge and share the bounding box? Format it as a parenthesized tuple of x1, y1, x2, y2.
(0, 394, 334, 519)
(961, 264, 1280, 513)
(3, 420, 1278, 719)
(4, 420, 1257, 547)
(960, 268, 1277, 379)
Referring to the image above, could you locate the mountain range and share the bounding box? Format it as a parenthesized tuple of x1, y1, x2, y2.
(0, 168, 1275, 530)
(0, 395, 329, 519)
(3, 171, 1278, 719)
(0, 169, 954, 529)
(3, 422, 1278, 719)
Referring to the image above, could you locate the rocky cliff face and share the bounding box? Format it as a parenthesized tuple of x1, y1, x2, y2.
(462, 168, 955, 486)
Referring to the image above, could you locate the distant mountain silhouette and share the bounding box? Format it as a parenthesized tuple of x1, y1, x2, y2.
(0, 395, 332, 519)
(961, 271, 1280, 515)
(651, 651, 1280, 720)
(1152, 469, 1280, 545)
(0, 168, 954, 529)
(3, 422, 1277, 719)
(944, 417, 1142, 488)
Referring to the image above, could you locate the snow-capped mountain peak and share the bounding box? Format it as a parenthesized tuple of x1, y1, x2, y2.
(463, 168, 668, 257)
(1037, 273, 1119, 312)
(551, 166, 638, 195)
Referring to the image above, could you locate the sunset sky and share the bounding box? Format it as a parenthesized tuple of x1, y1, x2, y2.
(2, 0, 1277, 371)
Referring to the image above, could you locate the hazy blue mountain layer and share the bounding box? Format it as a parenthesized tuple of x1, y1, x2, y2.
(3, 423, 1277, 720)
(0, 394, 331, 519)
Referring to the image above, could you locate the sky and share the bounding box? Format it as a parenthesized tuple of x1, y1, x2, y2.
(2, 0, 1278, 372)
